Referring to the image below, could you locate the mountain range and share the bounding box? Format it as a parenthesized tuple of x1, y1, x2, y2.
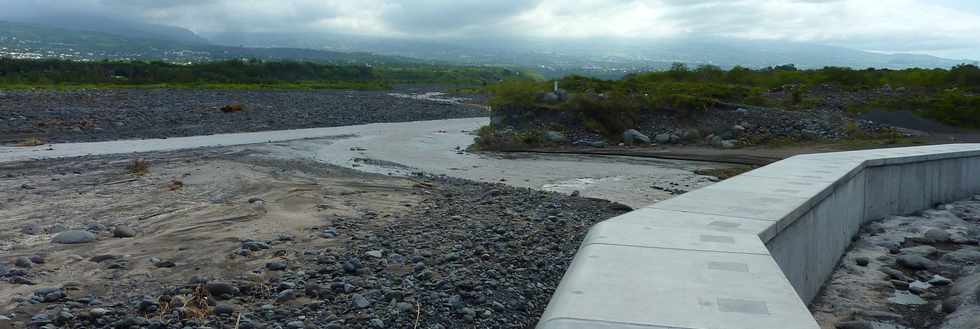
(1, 15, 977, 78)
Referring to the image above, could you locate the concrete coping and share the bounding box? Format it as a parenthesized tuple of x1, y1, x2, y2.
(537, 143, 980, 329)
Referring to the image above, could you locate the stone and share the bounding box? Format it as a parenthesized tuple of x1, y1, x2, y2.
(655, 133, 672, 144)
(286, 321, 305, 329)
(881, 268, 911, 281)
(900, 245, 938, 257)
(51, 230, 96, 244)
(351, 294, 371, 309)
(924, 228, 951, 243)
(836, 321, 873, 329)
(242, 241, 270, 251)
(941, 249, 980, 265)
(275, 289, 297, 303)
(89, 308, 110, 318)
(206, 282, 240, 297)
(896, 255, 935, 270)
(622, 129, 650, 144)
(266, 261, 288, 271)
(365, 250, 383, 259)
(928, 275, 952, 286)
(154, 260, 175, 268)
(214, 304, 236, 315)
(396, 302, 414, 313)
(720, 140, 737, 149)
(21, 224, 43, 235)
(112, 226, 136, 238)
(543, 131, 566, 143)
(855, 256, 870, 267)
(14, 257, 32, 268)
(891, 280, 909, 290)
(942, 297, 961, 313)
(29, 255, 44, 264)
(369, 319, 385, 328)
(86, 223, 107, 232)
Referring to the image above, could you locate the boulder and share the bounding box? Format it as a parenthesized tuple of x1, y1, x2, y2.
(897, 255, 936, 270)
(623, 129, 650, 145)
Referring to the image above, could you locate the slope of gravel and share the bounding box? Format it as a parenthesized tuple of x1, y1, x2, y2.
(0, 88, 487, 144)
(0, 149, 630, 329)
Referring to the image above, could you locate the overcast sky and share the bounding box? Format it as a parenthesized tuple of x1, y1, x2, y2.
(5, 0, 980, 59)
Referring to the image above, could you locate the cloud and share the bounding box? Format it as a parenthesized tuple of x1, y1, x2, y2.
(1, 0, 979, 58)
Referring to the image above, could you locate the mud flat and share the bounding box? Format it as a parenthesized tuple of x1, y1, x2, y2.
(0, 145, 631, 329)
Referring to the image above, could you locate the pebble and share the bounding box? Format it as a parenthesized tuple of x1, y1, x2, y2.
(51, 230, 97, 244)
(286, 321, 305, 329)
(854, 257, 870, 267)
(214, 303, 236, 315)
(351, 294, 371, 309)
(275, 289, 297, 303)
(365, 250, 383, 258)
(266, 261, 288, 271)
(112, 226, 136, 238)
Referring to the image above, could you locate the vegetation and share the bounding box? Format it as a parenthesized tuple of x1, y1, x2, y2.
(489, 63, 980, 131)
(0, 58, 520, 90)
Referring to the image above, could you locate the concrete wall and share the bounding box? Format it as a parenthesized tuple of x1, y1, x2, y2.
(537, 144, 980, 329)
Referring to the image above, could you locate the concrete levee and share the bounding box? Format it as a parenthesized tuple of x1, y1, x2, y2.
(537, 144, 980, 329)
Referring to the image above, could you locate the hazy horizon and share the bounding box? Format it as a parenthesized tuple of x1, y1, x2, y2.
(1, 0, 979, 61)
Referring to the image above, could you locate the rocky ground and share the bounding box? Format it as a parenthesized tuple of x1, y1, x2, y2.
(0, 87, 486, 145)
(0, 147, 630, 329)
(812, 198, 980, 329)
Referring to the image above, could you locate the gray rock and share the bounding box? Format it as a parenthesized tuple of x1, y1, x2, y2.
(86, 223, 107, 232)
(286, 321, 305, 329)
(587, 140, 608, 148)
(941, 249, 980, 265)
(51, 230, 96, 244)
(720, 140, 737, 149)
(206, 282, 240, 297)
(89, 308, 110, 318)
(21, 224, 43, 235)
(928, 275, 952, 286)
(897, 255, 936, 270)
(266, 261, 287, 271)
(543, 131, 566, 143)
(623, 129, 650, 144)
(14, 257, 32, 268)
(942, 296, 961, 313)
(881, 268, 911, 281)
(112, 226, 136, 238)
(396, 302, 414, 313)
(214, 303, 236, 315)
(275, 289, 297, 303)
(241, 241, 270, 251)
(369, 319, 385, 328)
(351, 293, 371, 309)
(854, 256, 870, 267)
(29, 255, 44, 264)
(924, 228, 951, 243)
(836, 321, 873, 329)
(900, 245, 938, 257)
(654, 133, 672, 144)
(365, 250, 383, 259)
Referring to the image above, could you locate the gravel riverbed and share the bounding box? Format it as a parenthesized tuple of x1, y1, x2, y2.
(0, 147, 629, 329)
(812, 197, 980, 329)
(0, 88, 487, 145)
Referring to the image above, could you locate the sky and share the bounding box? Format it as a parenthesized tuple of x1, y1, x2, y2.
(4, 0, 980, 59)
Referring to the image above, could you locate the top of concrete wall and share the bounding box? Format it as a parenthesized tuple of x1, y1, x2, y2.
(537, 144, 980, 329)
